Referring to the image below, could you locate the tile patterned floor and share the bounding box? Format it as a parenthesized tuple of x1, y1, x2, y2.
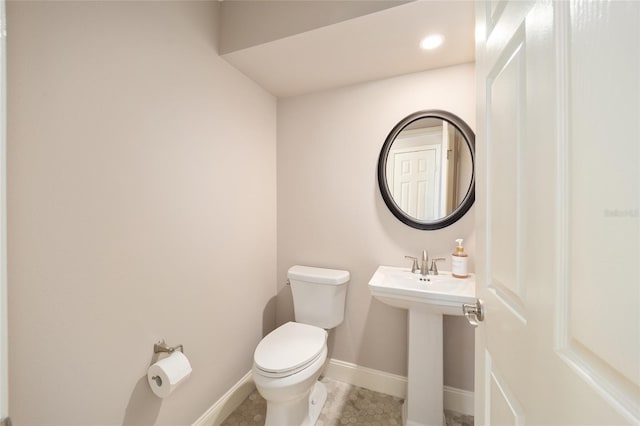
(221, 377, 473, 426)
(444, 409, 474, 426)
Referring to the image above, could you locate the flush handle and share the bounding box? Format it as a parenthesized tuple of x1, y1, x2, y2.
(462, 299, 484, 327)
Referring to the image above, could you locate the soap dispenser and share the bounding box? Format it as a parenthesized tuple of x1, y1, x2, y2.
(452, 239, 469, 278)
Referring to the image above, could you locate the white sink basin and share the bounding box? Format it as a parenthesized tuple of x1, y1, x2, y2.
(368, 266, 475, 315)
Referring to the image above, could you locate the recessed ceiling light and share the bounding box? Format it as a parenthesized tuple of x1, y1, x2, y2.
(420, 34, 444, 50)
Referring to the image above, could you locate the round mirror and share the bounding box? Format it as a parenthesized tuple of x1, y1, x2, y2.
(377, 110, 475, 230)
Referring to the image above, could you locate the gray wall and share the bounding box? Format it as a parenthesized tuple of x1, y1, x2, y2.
(276, 63, 476, 390)
(218, 1, 409, 54)
(7, 2, 277, 424)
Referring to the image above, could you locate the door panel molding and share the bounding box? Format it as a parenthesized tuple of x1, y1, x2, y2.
(484, 350, 525, 426)
(553, 2, 640, 422)
(486, 22, 528, 324)
(486, 0, 508, 38)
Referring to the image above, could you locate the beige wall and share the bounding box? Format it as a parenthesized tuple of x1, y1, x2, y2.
(277, 63, 476, 390)
(7, 2, 276, 425)
(8, 1, 476, 422)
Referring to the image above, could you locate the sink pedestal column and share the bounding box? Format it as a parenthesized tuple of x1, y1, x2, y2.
(405, 309, 443, 426)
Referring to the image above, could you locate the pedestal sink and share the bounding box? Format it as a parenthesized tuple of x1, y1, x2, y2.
(368, 266, 475, 426)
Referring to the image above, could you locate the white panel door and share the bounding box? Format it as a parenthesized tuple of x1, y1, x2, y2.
(391, 146, 441, 220)
(475, 1, 639, 425)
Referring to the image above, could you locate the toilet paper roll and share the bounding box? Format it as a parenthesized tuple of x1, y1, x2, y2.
(147, 351, 192, 398)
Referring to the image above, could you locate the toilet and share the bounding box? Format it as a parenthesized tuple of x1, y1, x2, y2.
(252, 265, 350, 426)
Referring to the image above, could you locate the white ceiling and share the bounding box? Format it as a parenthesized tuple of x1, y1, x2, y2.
(221, 1, 476, 98)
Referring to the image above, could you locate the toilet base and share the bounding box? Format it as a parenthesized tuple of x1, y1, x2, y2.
(263, 380, 327, 426)
(308, 381, 327, 425)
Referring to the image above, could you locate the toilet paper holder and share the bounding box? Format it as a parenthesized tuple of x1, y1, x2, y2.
(154, 340, 184, 354)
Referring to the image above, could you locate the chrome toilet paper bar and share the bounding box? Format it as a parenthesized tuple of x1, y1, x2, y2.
(153, 340, 184, 354)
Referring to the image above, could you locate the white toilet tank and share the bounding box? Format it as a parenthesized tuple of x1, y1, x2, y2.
(288, 265, 350, 329)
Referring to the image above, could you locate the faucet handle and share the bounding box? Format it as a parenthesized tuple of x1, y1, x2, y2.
(404, 256, 419, 273)
(429, 258, 446, 275)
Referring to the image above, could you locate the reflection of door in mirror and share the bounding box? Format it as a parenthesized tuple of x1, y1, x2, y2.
(387, 125, 443, 220)
(445, 122, 464, 213)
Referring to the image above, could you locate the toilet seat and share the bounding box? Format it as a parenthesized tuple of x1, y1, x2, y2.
(254, 322, 327, 378)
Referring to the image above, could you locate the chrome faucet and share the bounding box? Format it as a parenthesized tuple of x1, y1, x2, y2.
(421, 250, 429, 277)
(406, 250, 436, 277)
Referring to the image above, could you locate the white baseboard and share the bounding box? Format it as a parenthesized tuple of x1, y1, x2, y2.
(193, 359, 474, 425)
(323, 359, 474, 416)
(323, 358, 408, 399)
(444, 385, 474, 416)
(191, 371, 255, 426)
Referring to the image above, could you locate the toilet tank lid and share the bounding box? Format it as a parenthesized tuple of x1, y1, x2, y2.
(288, 265, 350, 285)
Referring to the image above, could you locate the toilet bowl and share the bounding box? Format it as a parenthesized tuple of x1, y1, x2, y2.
(253, 322, 328, 426)
(252, 265, 350, 426)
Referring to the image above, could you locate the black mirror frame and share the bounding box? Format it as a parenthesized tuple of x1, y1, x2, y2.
(377, 110, 475, 230)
